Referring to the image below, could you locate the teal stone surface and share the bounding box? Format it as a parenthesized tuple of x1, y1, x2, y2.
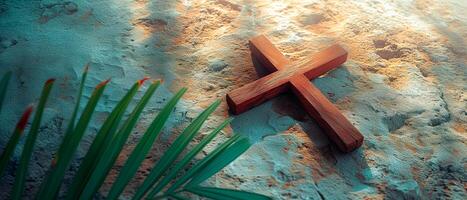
(0, 0, 466, 199)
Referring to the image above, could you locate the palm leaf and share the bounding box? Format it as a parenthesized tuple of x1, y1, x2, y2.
(79, 80, 160, 200)
(0, 71, 12, 114)
(65, 64, 89, 136)
(0, 69, 270, 199)
(186, 186, 271, 200)
(66, 78, 148, 199)
(0, 105, 33, 177)
(56, 66, 89, 194)
(186, 137, 250, 187)
(106, 87, 186, 199)
(132, 99, 221, 200)
(11, 79, 55, 200)
(168, 193, 190, 200)
(166, 134, 241, 194)
(36, 79, 110, 199)
(146, 118, 234, 198)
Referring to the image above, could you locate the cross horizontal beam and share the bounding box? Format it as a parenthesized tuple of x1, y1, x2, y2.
(227, 40, 347, 114)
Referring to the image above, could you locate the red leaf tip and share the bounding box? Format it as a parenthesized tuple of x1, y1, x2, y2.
(154, 79, 163, 84)
(45, 78, 56, 85)
(51, 155, 58, 168)
(96, 79, 111, 89)
(84, 63, 90, 72)
(16, 105, 34, 133)
(137, 77, 151, 86)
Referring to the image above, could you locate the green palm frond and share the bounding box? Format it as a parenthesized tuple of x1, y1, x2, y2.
(0, 71, 27, 177)
(0, 68, 270, 200)
(12, 78, 55, 200)
(187, 136, 250, 187)
(0, 105, 33, 177)
(145, 118, 233, 198)
(67, 77, 144, 199)
(168, 193, 190, 200)
(79, 80, 161, 200)
(37, 78, 109, 199)
(106, 87, 187, 199)
(66, 64, 89, 135)
(186, 186, 271, 200)
(166, 134, 242, 194)
(0, 71, 12, 114)
(132, 99, 221, 200)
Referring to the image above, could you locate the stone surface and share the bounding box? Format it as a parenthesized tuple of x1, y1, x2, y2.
(0, 0, 466, 199)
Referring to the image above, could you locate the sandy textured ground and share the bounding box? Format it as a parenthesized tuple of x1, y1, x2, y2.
(0, 0, 466, 199)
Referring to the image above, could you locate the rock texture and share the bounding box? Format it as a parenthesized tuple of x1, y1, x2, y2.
(0, 0, 466, 199)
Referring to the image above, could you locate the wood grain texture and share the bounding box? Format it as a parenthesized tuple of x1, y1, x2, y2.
(226, 37, 348, 114)
(290, 75, 363, 152)
(226, 35, 364, 152)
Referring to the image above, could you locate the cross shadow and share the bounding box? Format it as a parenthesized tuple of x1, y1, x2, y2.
(251, 53, 271, 76)
(241, 52, 370, 188)
(313, 66, 357, 103)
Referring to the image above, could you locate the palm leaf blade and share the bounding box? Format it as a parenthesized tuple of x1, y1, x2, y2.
(106, 87, 186, 199)
(11, 79, 55, 200)
(0, 71, 12, 114)
(146, 118, 233, 198)
(65, 64, 89, 135)
(58, 66, 89, 191)
(132, 99, 221, 200)
(0, 105, 33, 177)
(66, 79, 144, 199)
(168, 193, 190, 200)
(186, 137, 250, 187)
(186, 186, 271, 200)
(36, 79, 109, 200)
(166, 134, 241, 193)
(78, 81, 160, 200)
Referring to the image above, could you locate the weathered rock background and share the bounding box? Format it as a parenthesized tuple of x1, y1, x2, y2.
(0, 0, 466, 199)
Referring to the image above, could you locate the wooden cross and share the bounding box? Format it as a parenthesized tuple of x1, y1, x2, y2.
(226, 35, 364, 152)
